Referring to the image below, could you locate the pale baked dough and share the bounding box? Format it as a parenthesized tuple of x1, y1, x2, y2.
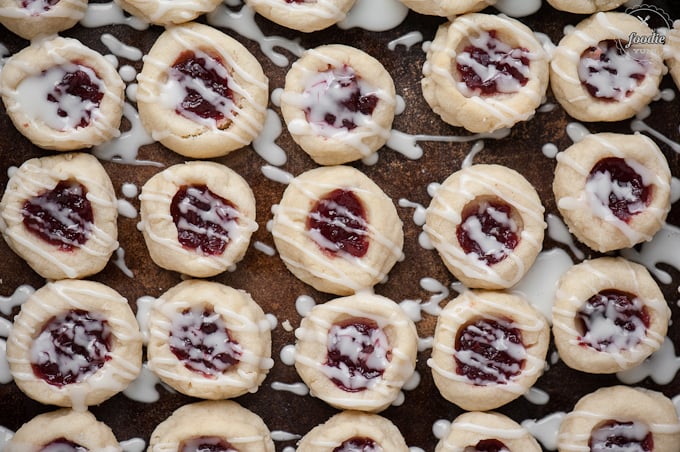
(115, 0, 221, 25)
(139, 161, 258, 278)
(429, 290, 549, 411)
(245, 0, 355, 33)
(6, 279, 143, 410)
(271, 165, 404, 295)
(148, 400, 275, 452)
(0, 0, 86, 40)
(0, 36, 124, 151)
(297, 411, 408, 451)
(398, 0, 494, 17)
(666, 21, 680, 91)
(424, 164, 545, 290)
(435, 411, 541, 452)
(552, 257, 669, 374)
(281, 44, 396, 165)
(422, 13, 549, 133)
(0, 153, 118, 280)
(553, 132, 671, 252)
(550, 12, 664, 122)
(546, 0, 625, 13)
(6, 409, 120, 452)
(294, 293, 418, 413)
(137, 22, 268, 158)
(147, 280, 273, 399)
(558, 386, 680, 452)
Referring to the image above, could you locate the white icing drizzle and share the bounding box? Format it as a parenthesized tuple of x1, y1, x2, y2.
(136, 295, 156, 345)
(566, 122, 591, 143)
(295, 295, 316, 317)
(617, 337, 680, 385)
(120, 437, 146, 452)
(279, 344, 296, 365)
(631, 116, 680, 153)
(253, 241, 276, 256)
(0, 427, 14, 450)
(252, 109, 287, 166)
(521, 412, 565, 451)
(0, 0, 85, 20)
(494, 0, 542, 17)
(546, 214, 585, 260)
(123, 362, 164, 403)
(93, 102, 159, 166)
(271, 381, 309, 396)
(432, 419, 451, 440)
(524, 386, 549, 405)
(80, 1, 149, 29)
(386, 126, 510, 160)
(0, 338, 12, 384)
(248, 0, 346, 28)
(117, 198, 138, 218)
(388, 31, 424, 51)
(261, 165, 294, 185)
(0, 285, 35, 316)
(542, 143, 559, 158)
(100, 33, 143, 61)
(399, 277, 450, 322)
(122, 183, 139, 198)
(338, 0, 408, 31)
(112, 247, 134, 278)
(271, 431, 301, 442)
(622, 222, 680, 284)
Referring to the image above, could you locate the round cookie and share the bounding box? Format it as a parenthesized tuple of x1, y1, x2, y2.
(429, 290, 549, 411)
(553, 132, 671, 252)
(136, 22, 268, 158)
(0, 0, 87, 40)
(435, 411, 541, 452)
(245, 0, 355, 33)
(421, 13, 549, 133)
(552, 257, 669, 374)
(550, 12, 664, 122)
(0, 36, 124, 151)
(147, 280, 273, 399)
(138, 161, 258, 278)
(546, 0, 626, 13)
(6, 279, 143, 410)
(424, 164, 545, 290)
(271, 165, 403, 295)
(558, 386, 680, 452)
(115, 0, 221, 25)
(294, 293, 418, 413)
(297, 411, 409, 452)
(281, 44, 396, 165)
(149, 400, 275, 451)
(398, 0, 495, 17)
(0, 152, 118, 280)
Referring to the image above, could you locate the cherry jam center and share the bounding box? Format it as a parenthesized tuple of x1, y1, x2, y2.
(589, 421, 653, 452)
(307, 189, 369, 258)
(22, 0, 59, 13)
(333, 437, 381, 452)
(180, 436, 237, 452)
(41, 438, 88, 452)
(464, 439, 510, 452)
(457, 200, 519, 265)
(31, 309, 111, 387)
(170, 184, 238, 256)
(455, 318, 525, 385)
(169, 306, 242, 377)
(46, 64, 104, 128)
(325, 318, 390, 392)
(587, 157, 651, 223)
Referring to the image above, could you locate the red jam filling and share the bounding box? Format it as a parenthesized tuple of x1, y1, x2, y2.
(31, 309, 111, 387)
(577, 289, 650, 352)
(169, 306, 241, 377)
(578, 40, 647, 101)
(306, 189, 369, 258)
(47, 64, 104, 128)
(589, 421, 653, 451)
(465, 439, 510, 452)
(170, 184, 238, 256)
(325, 318, 390, 392)
(333, 437, 379, 452)
(456, 30, 531, 96)
(588, 157, 651, 223)
(22, 180, 93, 252)
(180, 436, 237, 452)
(22, 0, 59, 13)
(455, 318, 525, 385)
(41, 438, 88, 452)
(457, 200, 519, 265)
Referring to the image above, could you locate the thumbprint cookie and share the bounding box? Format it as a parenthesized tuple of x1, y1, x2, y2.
(558, 386, 680, 452)
(294, 293, 418, 413)
(281, 44, 396, 165)
(0, 0, 86, 40)
(546, 0, 626, 13)
(6, 279, 143, 410)
(666, 22, 680, 91)
(422, 13, 549, 133)
(137, 22, 268, 159)
(149, 400, 275, 452)
(0, 153, 118, 280)
(398, 0, 494, 17)
(297, 411, 409, 452)
(115, 0, 221, 25)
(245, 0, 356, 33)
(552, 257, 670, 374)
(138, 161, 258, 278)
(424, 164, 545, 290)
(271, 166, 403, 295)
(147, 280, 273, 399)
(553, 132, 671, 252)
(0, 36, 124, 151)
(550, 12, 664, 123)
(429, 290, 549, 411)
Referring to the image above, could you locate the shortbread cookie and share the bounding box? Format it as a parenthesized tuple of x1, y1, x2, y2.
(149, 400, 275, 452)
(6, 279, 143, 410)
(553, 133, 671, 252)
(435, 411, 541, 452)
(546, 0, 625, 13)
(271, 165, 403, 295)
(398, 0, 494, 17)
(295, 293, 418, 412)
(281, 44, 396, 165)
(424, 164, 545, 290)
(558, 386, 680, 452)
(429, 290, 549, 411)
(137, 22, 268, 158)
(550, 12, 664, 122)
(245, 0, 355, 33)
(0, 153, 118, 280)
(147, 280, 273, 399)
(139, 161, 258, 278)
(115, 0, 220, 25)
(666, 21, 680, 91)
(297, 411, 409, 452)
(0, 36, 124, 151)
(422, 13, 549, 133)
(552, 257, 669, 374)
(0, 0, 87, 40)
